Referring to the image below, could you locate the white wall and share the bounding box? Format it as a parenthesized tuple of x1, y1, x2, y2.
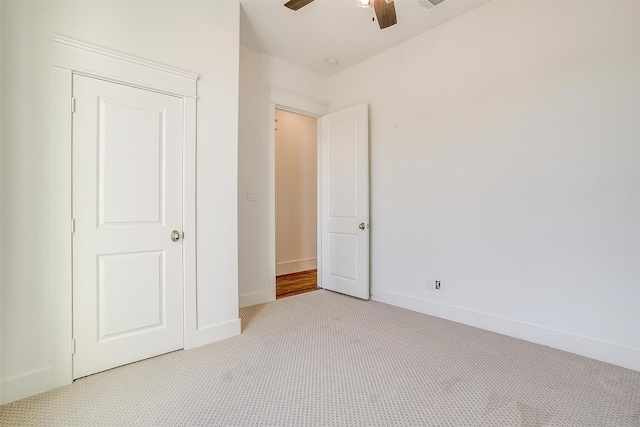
(238, 46, 327, 306)
(1, 0, 241, 403)
(328, 1, 640, 370)
(275, 109, 317, 276)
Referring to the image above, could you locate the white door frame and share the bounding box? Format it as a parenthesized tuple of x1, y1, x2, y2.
(52, 35, 197, 388)
(268, 88, 329, 300)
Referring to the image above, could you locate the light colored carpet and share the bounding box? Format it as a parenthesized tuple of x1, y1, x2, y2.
(1, 290, 638, 426)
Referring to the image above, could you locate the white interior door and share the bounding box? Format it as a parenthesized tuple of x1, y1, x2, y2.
(320, 103, 370, 300)
(72, 75, 184, 379)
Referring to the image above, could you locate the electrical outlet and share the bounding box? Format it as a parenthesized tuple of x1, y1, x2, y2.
(435, 280, 441, 290)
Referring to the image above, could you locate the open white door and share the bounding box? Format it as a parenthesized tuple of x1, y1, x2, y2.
(72, 75, 184, 379)
(320, 103, 370, 300)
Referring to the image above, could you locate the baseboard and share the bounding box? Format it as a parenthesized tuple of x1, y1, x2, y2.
(276, 258, 317, 276)
(239, 289, 274, 308)
(184, 318, 241, 350)
(372, 288, 640, 372)
(2, 319, 241, 404)
(1, 366, 70, 405)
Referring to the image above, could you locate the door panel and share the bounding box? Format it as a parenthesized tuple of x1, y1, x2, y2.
(98, 98, 165, 225)
(320, 103, 370, 300)
(328, 118, 359, 218)
(72, 75, 184, 379)
(328, 233, 359, 280)
(97, 251, 164, 340)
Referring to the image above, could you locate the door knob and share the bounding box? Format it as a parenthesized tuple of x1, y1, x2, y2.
(171, 230, 181, 242)
(359, 223, 366, 230)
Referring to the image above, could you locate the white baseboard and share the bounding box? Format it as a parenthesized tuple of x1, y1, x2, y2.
(372, 288, 640, 372)
(2, 319, 241, 404)
(239, 289, 274, 308)
(184, 318, 241, 350)
(1, 366, 70, 405)
(276, 258, 317, 276)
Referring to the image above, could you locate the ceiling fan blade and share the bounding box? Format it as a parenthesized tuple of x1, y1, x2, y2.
(373, 0, 397, 29)
(284, 0, 315, 11)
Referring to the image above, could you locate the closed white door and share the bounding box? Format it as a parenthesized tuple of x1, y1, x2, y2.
(320, 103, 370, 300)
(72, 75, 184, 379)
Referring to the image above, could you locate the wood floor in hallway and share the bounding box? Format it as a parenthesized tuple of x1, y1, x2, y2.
(276, 269, 319, 299)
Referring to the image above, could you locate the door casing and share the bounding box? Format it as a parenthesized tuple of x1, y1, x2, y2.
(265, 88, 370, 303)
(52, 35, 197, 390)
(266, 88, 329, 302)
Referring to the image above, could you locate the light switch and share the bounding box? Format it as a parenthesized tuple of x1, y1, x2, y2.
(246, 190, 256, 201)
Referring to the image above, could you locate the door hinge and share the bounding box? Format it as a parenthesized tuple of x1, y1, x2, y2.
(71, 218, 76, 234)
(71, 97, 76, 113)
(71, 339, 76, 355)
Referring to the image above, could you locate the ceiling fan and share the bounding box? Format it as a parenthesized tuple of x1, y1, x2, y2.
(284, 0, 398, 30)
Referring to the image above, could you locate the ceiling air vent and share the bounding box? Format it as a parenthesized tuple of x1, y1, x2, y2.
(418, 0, 446, 9)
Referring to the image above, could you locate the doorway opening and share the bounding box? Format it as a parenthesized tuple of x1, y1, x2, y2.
(274, 109, 320, 299)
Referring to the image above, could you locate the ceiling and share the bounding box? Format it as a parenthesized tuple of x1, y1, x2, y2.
(240, 0, 489, 77)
